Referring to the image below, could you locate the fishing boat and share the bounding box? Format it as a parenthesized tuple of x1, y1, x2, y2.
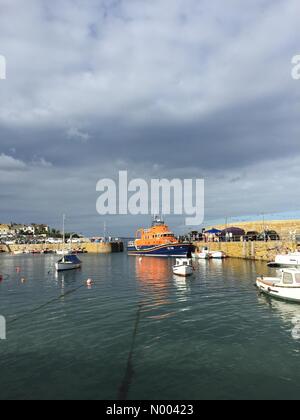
(127, 217, 194, 257)
(55, 254, 82, 272)
(268, 252, 300, 268)
(256, 269, 300, 303)
(192, 247, 211, 259)
(173, 258, 194, 277)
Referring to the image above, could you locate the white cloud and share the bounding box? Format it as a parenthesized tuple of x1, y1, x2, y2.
(0, 153, 26, 170)
(0, 0, 300, 233)
(0, 153, 52, 172)
(67, 127, 91, 143)
(0, 0, 299, 127)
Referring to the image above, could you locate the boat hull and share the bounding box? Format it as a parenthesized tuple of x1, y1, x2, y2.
(211, 251, 226, 259)
(192, 252, 210, 260)
(55, 262, 82, 272)
(128, 243, 194, 257)
(173, 266, 193, 277)
(256, 277, 300, 303)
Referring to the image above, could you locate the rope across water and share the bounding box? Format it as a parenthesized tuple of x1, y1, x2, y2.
(7, 284, 86, 326)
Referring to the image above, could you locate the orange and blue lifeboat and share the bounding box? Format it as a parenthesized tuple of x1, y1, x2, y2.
(127, 218, 194, 257)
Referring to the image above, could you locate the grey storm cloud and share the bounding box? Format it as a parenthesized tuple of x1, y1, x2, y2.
(0, 0, 300, 235)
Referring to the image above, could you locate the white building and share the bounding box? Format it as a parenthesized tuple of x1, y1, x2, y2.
(0, 224, 11, 236)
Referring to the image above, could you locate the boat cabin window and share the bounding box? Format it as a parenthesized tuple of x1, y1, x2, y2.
(283, 272, 294, 285)
(295, 273, 300, 284)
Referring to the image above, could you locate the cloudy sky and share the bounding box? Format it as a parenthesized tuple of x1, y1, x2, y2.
(0, 0, 300, 235)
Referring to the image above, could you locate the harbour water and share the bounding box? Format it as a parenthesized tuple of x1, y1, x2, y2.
(0, 253, 300, 400)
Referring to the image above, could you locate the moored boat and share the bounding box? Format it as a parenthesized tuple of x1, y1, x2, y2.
(12, 250, 25, 255)
(173, 258, 194, 277)
(210, 251, 227, 259)
(268, 252, 300, 268)
(55, 215, 82, 272)
(192, 247, 211, 259)
(55, 254, 82, 272)
(127, 217, 194, 257)
(256, 269, 300, 303)
(56, 249, 72, 255)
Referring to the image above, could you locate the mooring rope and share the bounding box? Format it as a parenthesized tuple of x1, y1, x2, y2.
(7, 284, 86, 326)
(118, 303, 143, 400)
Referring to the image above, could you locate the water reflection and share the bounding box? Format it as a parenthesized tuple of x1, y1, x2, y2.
(135, 257, 171, 288)
(258, 294, 300, 340)
(172, 275, 191, 303)
(134, 257, 179, 320)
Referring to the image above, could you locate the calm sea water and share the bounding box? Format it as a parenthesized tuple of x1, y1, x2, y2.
(0, 253, 300, 400)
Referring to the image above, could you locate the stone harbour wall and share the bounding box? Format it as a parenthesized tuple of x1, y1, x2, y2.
(194, 241, 298, 262)
(0, 242, 124, 254)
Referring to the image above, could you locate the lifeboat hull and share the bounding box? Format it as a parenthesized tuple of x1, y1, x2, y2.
(127, 243, 194, 257)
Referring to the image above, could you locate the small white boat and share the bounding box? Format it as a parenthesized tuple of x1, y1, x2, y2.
(256, 269, 300, 303)
(268, 252, 300, 268)
(210, 251, 227, 259)
(192, 247, 211, 260)
(173, 258, 193, 277)
(56, 249, 72, 255)
(55, 254, 82, 272)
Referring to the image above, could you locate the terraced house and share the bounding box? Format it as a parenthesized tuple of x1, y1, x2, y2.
(0, 224, 10, 236)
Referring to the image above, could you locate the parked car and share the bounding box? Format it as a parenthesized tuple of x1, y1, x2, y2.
(257, 230, 280, 241)
(244, 231, 259, 241)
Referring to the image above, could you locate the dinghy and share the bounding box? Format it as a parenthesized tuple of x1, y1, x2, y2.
(173, 258, 193, 277)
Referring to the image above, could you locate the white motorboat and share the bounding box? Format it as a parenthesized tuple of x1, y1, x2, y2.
(256, 269, 300, 303)
(210, 251, 227, 259)
(55, 254, 82, 272)
(192, 247, 211, 260)
(56, 249, 72, 255)
(173, 258, 193, 277)
(268, 252, 300, 268)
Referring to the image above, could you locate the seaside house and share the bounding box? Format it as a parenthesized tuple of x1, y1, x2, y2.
(11, 224, 36, 235)
(0, 224, 11, 236)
